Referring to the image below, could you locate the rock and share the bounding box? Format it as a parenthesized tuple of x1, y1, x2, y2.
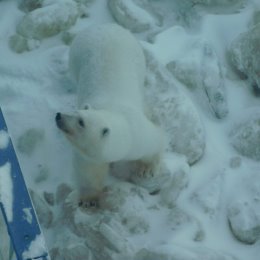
(226, 168, 260, 244)
(56, 183, 73, 205)
(17, 128, 44, 156)
(167, 207, 205, 242)
(227, 24, 260, 92)
(167, 39, 228, 119)
(134, 245, 238, 260)
(9, 34, 40, 53)
(230, 108, 260, 161)
(229, 156, 242, 169)
(18, 0, 43, 12)
(191, 173, 224, 217)
(108, 0, 156, 32)
(70, 210, 133, 260)
(16, 0, 79, 40)
(159, 154, 189, 207)
(144, 49, 205, 165)
(228, 200, 260, 244)
(34, 164, 49, 183)
(43, 191, 55, 206)
(50, 244, 92, 260)
(61, 31, 77, 45)
(0, 214, 11, 260)
(101, 181, 151, 214)
(194, 0, 248, 14)
(29, 189, 53, 229)
(252, 10, 260, 26)
(194, 0, 245, 6)
(121, 213, 149, 234)
(110, 152, 189, 203)
(49, 229, 94, 260)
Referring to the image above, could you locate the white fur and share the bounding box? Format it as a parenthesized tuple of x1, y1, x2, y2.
(58, 24, 163, 202)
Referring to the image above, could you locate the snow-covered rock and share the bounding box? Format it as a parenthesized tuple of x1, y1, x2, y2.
(230, 108, 260, 161)
(56, 183, 73, 205)
(194, 0, 248, 13)
(49, 175, 190, 259)
(17, 128, 44, 156)
(228, 200, 260, 244)
(159, 154, 189, 207)
(51, 244, 92, 260)
(226, 167, 260, 244)
(16, 0, 79, 40)
(0, 214, 11, 260)
(69, 210, 134, 259)
(227, 24, 260, 91)
(29, 189, 53, 229)
(191, 173, 224, 217)
(110, 153, 189, 204)
(108, 0, 157, 32)
(134, 245, 238, 260)
(144, 48, 205, 165)
(167, 207, 205, 242)
(18, 0, 43, 12)
(9, 34, 40, 53)
(194, 0, 246, 6)
(252, 10, 260, 26)
(50, 229, 93, 260)
(167, 39, 228, 119)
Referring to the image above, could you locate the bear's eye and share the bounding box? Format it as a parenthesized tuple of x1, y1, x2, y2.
(78, 118, 85, 128)
(101, 127, 109, 137)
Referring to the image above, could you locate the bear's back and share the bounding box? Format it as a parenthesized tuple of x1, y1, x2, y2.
(69, 24, 146, 110)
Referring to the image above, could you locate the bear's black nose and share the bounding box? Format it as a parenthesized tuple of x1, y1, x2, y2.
(55, 112, 61, 122)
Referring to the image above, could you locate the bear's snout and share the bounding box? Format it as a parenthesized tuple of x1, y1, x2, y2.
(55, 112, 65, 131)
(56, 112, 62, 122)
(55, 112, 74, 136)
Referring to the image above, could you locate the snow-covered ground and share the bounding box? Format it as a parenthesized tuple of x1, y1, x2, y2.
(0, 0, 260, 259)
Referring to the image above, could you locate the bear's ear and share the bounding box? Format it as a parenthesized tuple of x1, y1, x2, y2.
(101, 127, 109, 137)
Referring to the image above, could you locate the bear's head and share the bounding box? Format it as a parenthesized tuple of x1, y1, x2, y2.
(55, 107, 131, 162)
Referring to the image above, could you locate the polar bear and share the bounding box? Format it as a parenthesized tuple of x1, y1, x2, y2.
(55, 24, 163, 207)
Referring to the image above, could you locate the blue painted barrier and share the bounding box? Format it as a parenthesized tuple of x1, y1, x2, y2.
(0, 108, 50, 260)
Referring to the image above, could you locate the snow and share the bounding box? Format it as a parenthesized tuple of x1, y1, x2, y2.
(0, 0, 260, 259)
(22, 234, 49, 260)
(23, 207, 33, 224)
(0, 162, 13, 222)
(0, 130, 9, 149)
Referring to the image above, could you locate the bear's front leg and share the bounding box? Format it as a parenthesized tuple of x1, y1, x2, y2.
(73, 154, 109, 209)
(133, 155, 161, 178)
(130, 155, 163, 194)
